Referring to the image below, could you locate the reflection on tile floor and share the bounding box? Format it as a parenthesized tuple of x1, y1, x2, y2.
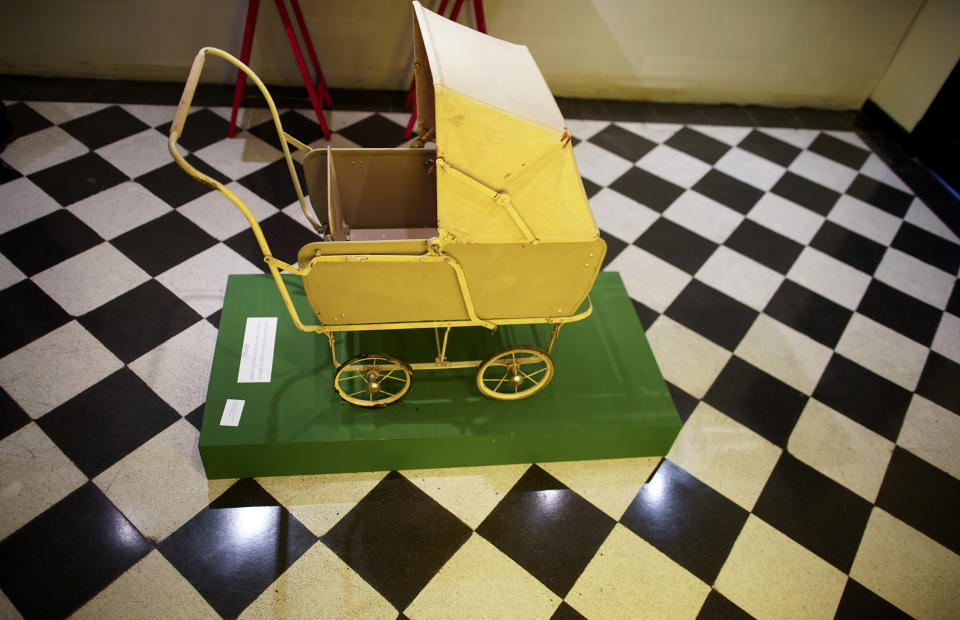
(1, 97, 959, 619)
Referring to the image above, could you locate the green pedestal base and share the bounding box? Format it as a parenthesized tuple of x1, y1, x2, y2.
(198, 272, 681, 478)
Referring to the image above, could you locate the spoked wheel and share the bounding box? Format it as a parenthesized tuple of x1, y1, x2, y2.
(333, 354, 413, 407)
(476, 346, 554, 401)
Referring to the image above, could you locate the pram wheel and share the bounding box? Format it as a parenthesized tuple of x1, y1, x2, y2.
(334, 354, 413, 407)
(476, 346, 554, 401)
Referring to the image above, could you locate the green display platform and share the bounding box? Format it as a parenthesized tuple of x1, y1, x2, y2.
(198, 272, 682, 478)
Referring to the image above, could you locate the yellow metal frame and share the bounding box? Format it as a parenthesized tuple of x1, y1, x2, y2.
(168, 47, 593, 374)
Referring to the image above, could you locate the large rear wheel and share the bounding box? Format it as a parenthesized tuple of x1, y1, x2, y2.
(334, 354, 412, 407)
(476, 346, 554, 401)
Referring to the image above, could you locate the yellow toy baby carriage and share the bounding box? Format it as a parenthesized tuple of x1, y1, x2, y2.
(169, 1, 605, 407)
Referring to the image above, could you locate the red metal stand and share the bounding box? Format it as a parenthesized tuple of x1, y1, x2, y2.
(404, 0, 486, 139)
(228, 0, 331, 140)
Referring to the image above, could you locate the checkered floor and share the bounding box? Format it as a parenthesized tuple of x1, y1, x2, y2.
(1, 97, 958, 620)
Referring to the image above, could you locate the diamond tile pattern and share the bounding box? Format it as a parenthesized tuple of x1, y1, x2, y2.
(1, 97, 958, 619)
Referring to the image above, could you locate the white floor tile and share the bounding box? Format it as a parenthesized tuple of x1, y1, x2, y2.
(874, 248, 954, 309)
(325, 110, 374, 133)
(67, 181, 172, 240)
(836, 313, 929, 390)
(121, 104, 178, 128)
(788, 150, 858, 193)
(401, 464, 528, 529)
(859, 153, 912, 194)
(931, 313, 960, 365)
(0, 177, 61, 234)
(192, 133, 281, 181)
(156, 243, 261, 318)
(667, 403, 781, 510)
(696, 246, 783, 311)
(589, 188, 659, 243)
(0, 321, 123, 418)
(617, 121, 682, 144)
(538, 457, 660, 520)
(32, 242, 150, 316)
(566, 119, 612, 140)
(179, 183, 278, 241)
(687, 125, 752, 146)
(26, 101, 107, 124)
(904, 198, 960, 244)
(605, 245, 690, 312)
(714, 147, 785, 191)
(128, 321, 219, 415)
(662, 191, 743, 244)
(0, 254, 25, 291)
(746, 192, 825, 245)
(735, 314, 832, 394)
(572, 141, 633, 186)
(2, 126, 88, 176)
(96, 129, 175, 179)
(827, 195, 901, 245)
(786, 247, 870, 309)
(898, 395, 960, 479)
(756, 127, 818, 149)
(0, 423, 87, 539)
(646, 315, 731, 398)
(788, 399, 894, 502)
(824, 130, 868, 149)
(636, 144, 712, 188)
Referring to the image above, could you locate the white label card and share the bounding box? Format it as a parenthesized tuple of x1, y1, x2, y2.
(237, 317, 277, 383)
(220, 399, 245, 427)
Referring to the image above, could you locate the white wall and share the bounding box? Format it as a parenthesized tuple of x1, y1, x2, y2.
(870, 0, 960, 131)
(0, 0, 923, 109)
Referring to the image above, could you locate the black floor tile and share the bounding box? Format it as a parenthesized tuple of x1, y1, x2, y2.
(0, 388, 30, 441)
(704, 356, 807, 447)
(248, 110, 325, 151)
(666, 382, 698, 423)
(620, 460, 748, 583)
(159, 478, 317, 618)
(551, 601, 587, 620)
(6, 102, 54, 138)
(111, 211, 216, 276)
(764, 280, 852, 348)
(753, 453, 872, 572)
(834, 578, 911, 620)
(666, 279, 758, 350)
(890, 222, 960, 274)
(857, 279, 942, 347)
(696, 589, 753, 620)
(609, 167, 684, 212)
(948, 280, 960, 317)
(237, 158, 307, 208)
(0, 158, 21, 184)
(632, 298, 659, 331)
(664, 127, 730, 164)
(812, 354, 912, 441)
(322, 471, 471, 610)
(770, 171, 840, 216)
(845, 174, 913, 218)
(724, 219, 803, 274)
(738, 130, 801, 167)
(60, 105, 149, 150)
(599, 230, 627, 269)
(185, 404, 205, 431)
(810, 220, 886, 275)
(0, 483, 152, 619)
(0, 280, 71, 357)
(876, 447, 960, 555)
(137, 155, 230, 207)
(692, 169, 764, 215)
(581, 176, 601, 198)
(476, 465, 615, 597)
(915, 351, 960, 415)
(807, 133, 869, 170)
(338, 114, 407, 148)
(156, 107, 233, 152)
(206, 308, 222, 328)
(28, 152, 127, 206)
(225, 212, 318, 271)
(634, 218, 717, 274)
(0, 210, 102, 276)
(38, 368, 179, 478)
(78, 279, 202, 362)
(588, 125, 656, 163)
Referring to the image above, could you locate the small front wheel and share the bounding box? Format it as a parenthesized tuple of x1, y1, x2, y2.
(476, 346, 554, 401)
(334, 354, 412, 407)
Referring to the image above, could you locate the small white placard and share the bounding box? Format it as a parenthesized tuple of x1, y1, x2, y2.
(237, 317, 277, 383)
(220, 399, 245, 427)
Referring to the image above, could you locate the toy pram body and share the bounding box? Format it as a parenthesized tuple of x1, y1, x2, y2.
(169, 2, 605, 407)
